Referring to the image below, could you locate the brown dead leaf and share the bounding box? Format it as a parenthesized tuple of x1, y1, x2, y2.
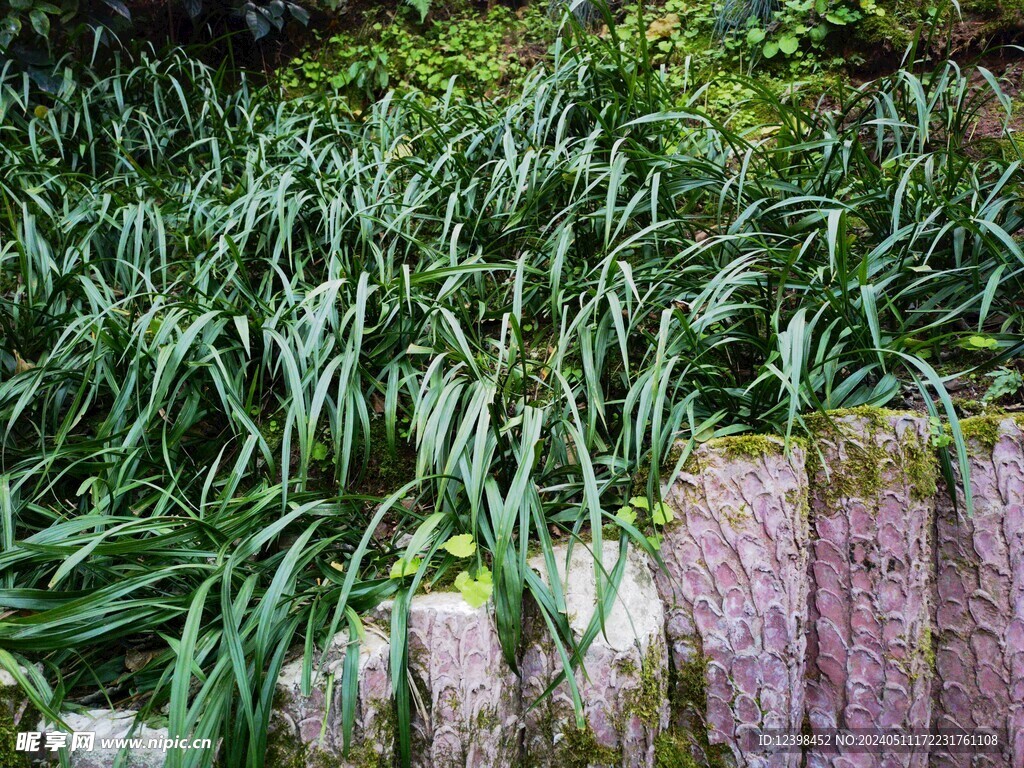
(14, 351, 34, 374)
(124, 648, 160, 672)
(646, 14, 680, 41)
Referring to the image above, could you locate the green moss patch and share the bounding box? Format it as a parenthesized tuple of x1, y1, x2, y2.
(0, 685, 34, 768)
(703, 434, 806, 461)
(805, 407, 938, 509)
(958, 413, 1024, 451)
(623, 642, 669, 729)
(558, 722, 622, 768)
(665, 653, 731, 768)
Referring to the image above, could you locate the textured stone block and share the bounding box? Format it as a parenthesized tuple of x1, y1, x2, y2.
(5, 668, 177, 768)
(270, 628, 393, 767)
(932, 414, 1024, 767)
(804, 410, 936, 768)
(656, 436, 810, 768)
(36, 709, 169, 768)
(521, 540, 669, 768)
(401, 592, 521, 768)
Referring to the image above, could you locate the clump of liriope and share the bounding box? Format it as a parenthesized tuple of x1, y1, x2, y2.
(0, 12, 1021, 767)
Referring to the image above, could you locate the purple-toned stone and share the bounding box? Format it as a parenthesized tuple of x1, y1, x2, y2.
(657, 436, 809, 768)
(402, 592, 521, 768)
(932, 415, 1024, 767)
(271, 628, 393, 767)
(521, 541, 669, 767)
(805, 411, 935, 768)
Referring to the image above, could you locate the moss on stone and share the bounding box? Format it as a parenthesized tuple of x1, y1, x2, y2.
(850, 11, 915, 50)
(891, 620, 936, 685)
(265, 716, 340, 768)
(901, 429, 938, 501)
(951, 397, 1004, 418)
(719, 500, 753, 528)
(653, 727, 732, 768)
(344, 733, 393, 768)
(958, 413, 1024, 451)
(630, 460, 658, 498)
(805, 407, 939, 509)
(917, 623, 935, 675)
(271, 682, 293, 714)
(525, 641, 666, 766)
(265, 686, 395, 768)
(680, 450, 702, 477)
(631, 440, 694, 495)
(558, 722, 622, 768)
(804, 406, 903, 441)
(805, 427, 885, 509)
(1, 683, 34, 768)
(960, 0, 1024, 31)
(473, 704, 500, 732)
(704, 434, 807, 461)
(654, 730, 702, 768)
(671, 653, 707, 721)
(623, 642, 668, 729)
(665, 441, 685, 471)
(521, 697, 558, 768)
(348, 701, 397, 768)
(426, 563, 461, 592)
(665, 653, 731, 768)
(784, 485, 811, 522)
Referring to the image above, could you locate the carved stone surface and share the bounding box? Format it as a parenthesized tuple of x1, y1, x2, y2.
(932, 415, 1024, 767)
(401, 592, 521, 768)
(521, 540, 669, 768)
(657, 436, 809, 768)
(37, 709, 169, 768)
(804, 411, 936, 768)
(270, 627, 393, 767)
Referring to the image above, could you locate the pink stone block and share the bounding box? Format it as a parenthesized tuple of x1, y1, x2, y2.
(402, 593, 521, 768)
(521, 541, 669, 767)
(805, 412, 935, 768)
(932, 415, 1024, 768)
(657, 437, 810, 768)
(271, 628, 393, 767)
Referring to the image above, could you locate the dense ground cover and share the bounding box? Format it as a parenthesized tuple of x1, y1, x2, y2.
(280, 0, 1024, 116)
(1, 9, 1023, 766)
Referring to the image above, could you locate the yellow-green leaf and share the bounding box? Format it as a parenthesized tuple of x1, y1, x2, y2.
(615, 506, 637, 526)
(966, 335, 998, 350)
(652, 501, 674, 526)
(442, 533, 476, 558)
(389, 557, 421, 579)
(454, 567, 493, 608)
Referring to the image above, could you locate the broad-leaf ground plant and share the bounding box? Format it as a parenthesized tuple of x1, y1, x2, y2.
(1, 7, 1022, 767)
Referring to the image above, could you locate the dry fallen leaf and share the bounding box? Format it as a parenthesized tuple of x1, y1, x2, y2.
(125, 648, 160, 672)
(14, 351, 34, 374)
(646, 14, 680, 41)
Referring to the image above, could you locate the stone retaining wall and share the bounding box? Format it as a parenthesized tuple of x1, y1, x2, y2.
(932, 415, 1024, 768)
(656, 435, 809, 767)
(804, 412, 935, 768)
(520, 541, 669, 768)
(15, 410, 1024, 767)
